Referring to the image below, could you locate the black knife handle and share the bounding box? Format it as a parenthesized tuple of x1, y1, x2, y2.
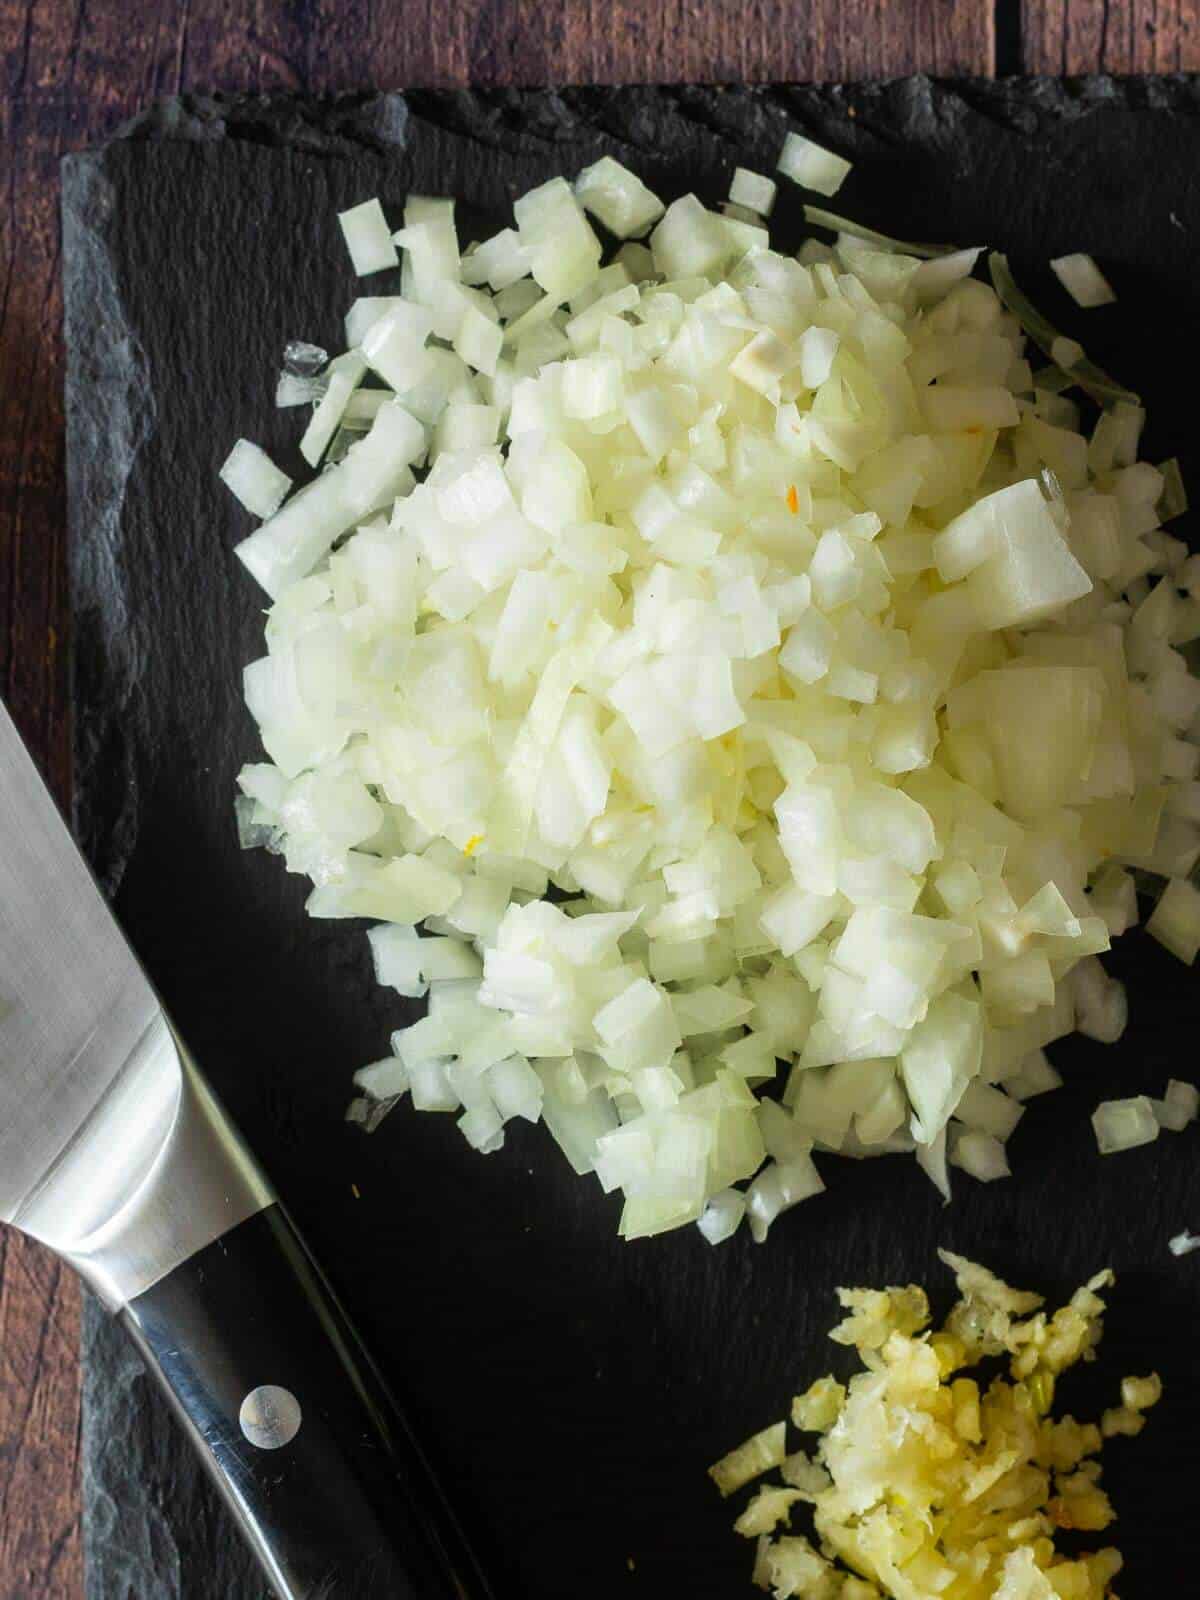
(120, 1202, 494, 1600)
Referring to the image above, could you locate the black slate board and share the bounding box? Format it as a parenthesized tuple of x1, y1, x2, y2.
(64, 80, 1200, 1600)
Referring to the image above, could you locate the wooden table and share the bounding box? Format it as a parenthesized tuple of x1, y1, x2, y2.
(0, 1, 1196, 1593)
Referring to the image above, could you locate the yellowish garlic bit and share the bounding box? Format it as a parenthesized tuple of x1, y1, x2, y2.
(710, 1420, 789, 1498)
(713, 1255, 1162, 1599)
(829, 1285, 931, 1349)
(791, 1377, 847, 1433)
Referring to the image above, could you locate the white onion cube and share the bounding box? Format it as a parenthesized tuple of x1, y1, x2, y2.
(338, 198, 399, 276)
(778, 132, 852, 197)
(1050, 252, 1117, 309)
(219, 440, 292, 519)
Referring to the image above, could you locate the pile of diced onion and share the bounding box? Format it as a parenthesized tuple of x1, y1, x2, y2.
(224, 134, 1200, 1246)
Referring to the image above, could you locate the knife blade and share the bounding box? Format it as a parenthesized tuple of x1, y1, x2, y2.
(0, 697, 495, 1600)
(0, 698, 270, 1302)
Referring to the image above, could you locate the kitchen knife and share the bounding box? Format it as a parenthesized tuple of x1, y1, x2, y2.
(0, 697, 495, 1600)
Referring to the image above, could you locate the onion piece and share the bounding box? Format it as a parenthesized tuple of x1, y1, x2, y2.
(338, 198, 399, 276)
(361, 301, 433, 391)
(801, 205, 954, 259)
(1050, 251, 1117, 308)
(1169, 1230, 1200, 1257)
(1069, 958, 1128, 1044)
(1152, 1078, 1199, 1133)
(282, 340, 328, 376)
(729, 168, 777, 218)
(949, 1127, 1010, 1181)
(345, 296, 404, 348)
(1157, 457, 1188, 522)
(746, 1155, 825, 1243)
(1146, 877, 1200, 964)
(354, 1056, 411, 1100)
(954, 1079, 1024, 1141)
(697, 1187, 748, 1245)
(988, 252, 1138, 408)
(1092, 1095, 1160, 1155)
(219, 440, 292, 519)
(574, 156, 665, 240)
(300, 350, 367, 467)
(778, 133, 852, 197)
(911, 246, 984, 305)
(275, 372, 324, 408)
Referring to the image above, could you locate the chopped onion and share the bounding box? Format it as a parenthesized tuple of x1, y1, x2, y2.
(1157, 457, 1188, 522)
(574, 157, 665, 240)
(989, 252, 1137, 407)
(367, 924, 426, 998)
(229, 159, 1200, 1242)
(1050, 334, 1083, 370)
(1169, 1230, 1200, 1256)
(777, 133, 852, 197)
(1050, 251, 1117, 308)
(746, 1156, 825, 1243)
(1069, 957, 1128, 1044)
(801, 206, 953, 260)
(1146, 876, 1200, 963)
(1152, 1077, 1199, 1132)
(954, 1079, 1023, 1141)
(219, 439, 292, 519)
(338, 198, 399, 276)
(697, 1187, 748, 1245)
(354, 1056, 410, 1100)
(361, 301, 433, 391)
(729, 168, 777, 218)
(300, 350, 367, 467)
(345, 296, 404, 349)
(949, 1127, 1010, 1181)
(1092, 1094, 1160, 1155)
(275, 372, 323, 408)
(1002, 1049, 1063, 1102)
(282, 340, 329, 376)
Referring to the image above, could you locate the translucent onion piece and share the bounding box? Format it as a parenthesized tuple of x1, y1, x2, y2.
(219, 440, 292, 519)
(575, 156, 665, 240)
(275, 372, 324, 408)
(988, 252, 1138, 407)
(338, 198, 399, 276)
(778, 133, 852, 198)
(1157, 457, 1188, 522)
(282, 340, 329, 376)
(1152, 1077, 1199, 1132)
(729, 168, 777, 218)
(1092, 1094, 1160, 1155)
(801, 205, 955, 259)
(1146, 877, 1200, 964)
(1050, 252, 1117, 309)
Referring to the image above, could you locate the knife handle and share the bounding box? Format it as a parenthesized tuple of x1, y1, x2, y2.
(119, 1202, 494, 1600)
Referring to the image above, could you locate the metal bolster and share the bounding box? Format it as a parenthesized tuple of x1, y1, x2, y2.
(21, 1015, 273, 1310)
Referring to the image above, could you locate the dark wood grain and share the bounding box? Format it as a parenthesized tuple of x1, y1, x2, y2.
(1023, 0, 1200, 70)
(1, 4, 81, 1596)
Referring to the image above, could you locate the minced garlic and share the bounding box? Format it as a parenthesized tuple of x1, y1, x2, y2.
(711, 1252, 1161, 1599)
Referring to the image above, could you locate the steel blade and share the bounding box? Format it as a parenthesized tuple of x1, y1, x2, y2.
(0, 697, 165, 1228)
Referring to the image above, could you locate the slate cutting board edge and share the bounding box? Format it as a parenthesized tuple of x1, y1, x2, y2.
(66, 81, 1200, 1600)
